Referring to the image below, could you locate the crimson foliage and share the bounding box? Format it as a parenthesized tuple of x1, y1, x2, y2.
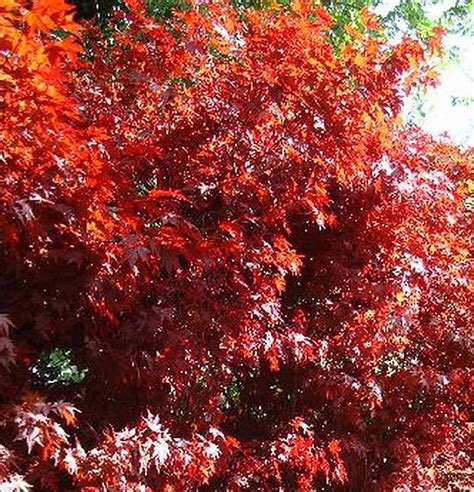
(0, 0, 472, 490)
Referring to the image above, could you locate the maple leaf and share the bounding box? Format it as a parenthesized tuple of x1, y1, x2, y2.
(0, 314, 14, 336)
(53, 401, 80, 426)
(0, 474, 32, 492)
(328, 439, 341, 456)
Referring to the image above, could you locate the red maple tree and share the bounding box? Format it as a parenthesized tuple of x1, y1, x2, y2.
(0, 0, 472, 490)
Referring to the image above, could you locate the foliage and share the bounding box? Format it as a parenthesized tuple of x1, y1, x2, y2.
(0, 0, 472, 490)
(30, 348, 87, 387)
(72, 0, 474, 41)
(382, 0, 473, 37)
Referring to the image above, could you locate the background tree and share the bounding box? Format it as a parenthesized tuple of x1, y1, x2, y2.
(0, 0, 472, 490)
(70, 0, 473, 39)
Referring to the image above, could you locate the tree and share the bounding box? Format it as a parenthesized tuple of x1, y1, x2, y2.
(0, 0, 471, 490)
(71, 0, 474, 41)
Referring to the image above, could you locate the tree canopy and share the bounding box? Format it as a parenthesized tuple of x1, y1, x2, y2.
(73, 0, 474, 39)
(0, 0, 472, 490)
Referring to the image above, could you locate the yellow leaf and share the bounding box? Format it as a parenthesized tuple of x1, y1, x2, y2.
(86, 221, 105, 239)
(353, 53, 367, 68)
(0, 71, 14, 83)
(275, 275, 286, 293)
(0, 0, 20, 11)
(293, 0, 303, 13)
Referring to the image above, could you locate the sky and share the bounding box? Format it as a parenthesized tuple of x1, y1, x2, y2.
(376, 0, 474, 147)
(411, 33, 474, 146)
